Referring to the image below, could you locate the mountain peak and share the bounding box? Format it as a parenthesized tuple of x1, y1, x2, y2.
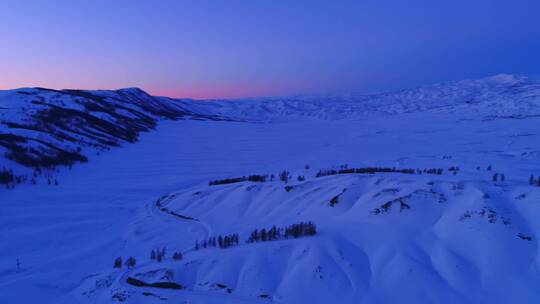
(116, 87, 147, 94)
(483, 73, 529, 86)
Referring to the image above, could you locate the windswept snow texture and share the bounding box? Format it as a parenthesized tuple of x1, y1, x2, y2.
(2, 74, 540, 304)
(188, 74, 540, 121)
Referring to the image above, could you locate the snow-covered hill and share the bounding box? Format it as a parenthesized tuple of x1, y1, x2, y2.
(82, 172, 538, 303)
(2, 75, 540, 304)
(0, 87, 218, 187)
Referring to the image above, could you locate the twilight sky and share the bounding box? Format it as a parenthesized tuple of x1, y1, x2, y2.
(1, 0, 539, 99)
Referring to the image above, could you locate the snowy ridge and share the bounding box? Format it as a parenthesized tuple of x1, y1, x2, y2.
(184, 74, 540, 121)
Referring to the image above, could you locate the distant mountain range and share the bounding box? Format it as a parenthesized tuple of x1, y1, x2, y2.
(183, 74, 540, 121)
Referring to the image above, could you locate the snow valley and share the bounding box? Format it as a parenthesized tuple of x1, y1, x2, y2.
(2, 74, 540, 303)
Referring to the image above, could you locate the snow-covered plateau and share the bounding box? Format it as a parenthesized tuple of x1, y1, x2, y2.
(2, 74, 540, 303)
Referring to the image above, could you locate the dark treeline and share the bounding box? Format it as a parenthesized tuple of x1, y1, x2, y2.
(0, 131, 87, 170)
(316, 167, 443, 178)
(195, 233, 240, 250)
(209, 174, 269, 186)
(194, 222, 317, 251)
(209, 170, 293, 186)
(247, 222, 317, 243)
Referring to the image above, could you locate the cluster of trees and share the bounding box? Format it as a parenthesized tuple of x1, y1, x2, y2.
(47, 178, 59, 186)
(209, 170, 297, 186)
(0, 167, 16, 185)
(195, 233, 240, 250)
(529, 175, 540, 186)
(493, 173, 506, 182)
(172, 251, 183, 260)
(0, 129, 88, 169)
(0, 165, 64, 188)
(419, 168, 444, 175)
(278, 170, 291, 183)
(113, 256, 136, 269)
(316, 167, 443, 178)
(194, 222, 317, 251)
(448, 166, 460, 175)
(246, 222, 317, 243)
(209, 174, 269, 186)
(150, 247, 183, 261)
(151, 248, 166, 262)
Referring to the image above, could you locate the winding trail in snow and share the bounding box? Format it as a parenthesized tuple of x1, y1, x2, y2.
(113, 190, 276, 303)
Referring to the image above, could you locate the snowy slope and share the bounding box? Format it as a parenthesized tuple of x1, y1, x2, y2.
(1, 75, 540, 304)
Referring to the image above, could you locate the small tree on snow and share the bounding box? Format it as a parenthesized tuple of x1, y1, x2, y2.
(279, 170, 290, 183)
(113, 257, 122, 268)
(173, 252, 183, 260)
(125, 257, 136, 268)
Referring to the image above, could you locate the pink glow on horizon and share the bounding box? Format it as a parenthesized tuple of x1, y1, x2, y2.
(0, 76, 324, 99)
(151, 81, 319, 99)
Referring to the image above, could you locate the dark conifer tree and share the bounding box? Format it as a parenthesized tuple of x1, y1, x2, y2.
(125, 257, 136, 268)
(173, 252, 183, 260)
(113, 257, 122, 268)
(218, 236, 224, 248)
(279, 170, 290, 183)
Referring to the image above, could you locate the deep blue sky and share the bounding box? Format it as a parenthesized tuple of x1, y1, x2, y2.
(1, 0, 539, 98)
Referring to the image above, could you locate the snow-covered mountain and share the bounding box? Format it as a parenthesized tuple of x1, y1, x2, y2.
(2, 74, 540, 304)
(0, 87, 220, 187)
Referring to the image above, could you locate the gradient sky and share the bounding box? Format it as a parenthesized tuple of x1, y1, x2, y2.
(1, 0, 540, 99)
